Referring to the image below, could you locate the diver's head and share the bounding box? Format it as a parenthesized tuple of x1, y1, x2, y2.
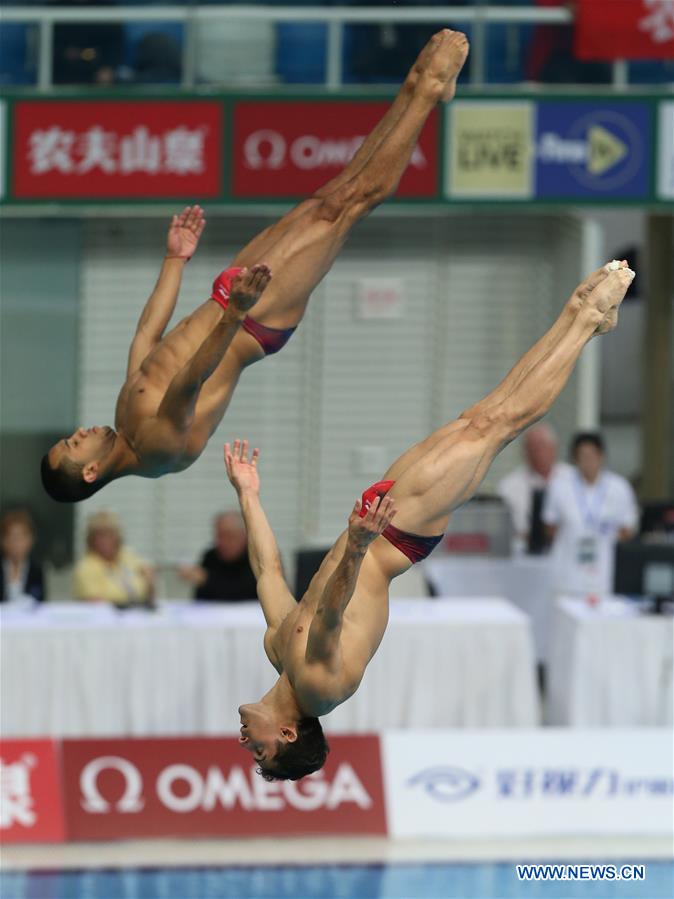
(238, 703, 329, 781)
(41, 426, 117, 503)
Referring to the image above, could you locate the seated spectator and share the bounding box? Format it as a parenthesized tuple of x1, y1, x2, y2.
(498, 424, 572, 554)
(49, 0, 124, 86)
(543, 432, 639, 597)
(0, 509, 45, 604)
(134, 32, 181, 84)
(179, 511, 257, 602)
(74, 511, 154, 605)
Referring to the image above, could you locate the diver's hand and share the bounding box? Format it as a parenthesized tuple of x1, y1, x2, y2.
(224, 439, 260, 495)
(166, 205, 205, 261)
(347, 495, 397, 554)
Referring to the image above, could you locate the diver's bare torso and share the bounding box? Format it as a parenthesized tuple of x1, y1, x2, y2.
(116, 308, 262, 477)
(266, 533, 410, 715)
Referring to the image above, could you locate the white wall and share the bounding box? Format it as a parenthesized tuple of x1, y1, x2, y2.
(0, 219, 80, 433)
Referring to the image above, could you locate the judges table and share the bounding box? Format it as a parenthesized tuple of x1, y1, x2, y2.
(548, 597, 674, 727)
(1, 599, 539, 737)
(424, 555, 556, 662)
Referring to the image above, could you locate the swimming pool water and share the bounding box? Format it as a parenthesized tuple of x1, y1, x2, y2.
(2, 862, 672, 899)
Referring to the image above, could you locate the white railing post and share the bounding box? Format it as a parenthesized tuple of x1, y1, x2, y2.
(182, 9, 198, 89)
(326, 19, 344, 90)
(37, 17, 53, 91)
(612, 59, 629, 89)
(470, 1, 488, 87)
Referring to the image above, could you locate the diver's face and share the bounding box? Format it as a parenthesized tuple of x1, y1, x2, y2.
(238, 704, 280, 765)
(48, 426, 116, 469)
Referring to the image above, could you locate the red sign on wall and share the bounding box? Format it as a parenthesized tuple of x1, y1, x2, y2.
(12, 101, 223, 198)
(576, 0, 674, 60)
(61, 735, 386, 840)
(0, 739, 66, 843)
(232, 101, 439, 198)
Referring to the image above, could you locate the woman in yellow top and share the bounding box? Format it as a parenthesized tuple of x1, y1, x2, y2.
(74, 511, 154, 605)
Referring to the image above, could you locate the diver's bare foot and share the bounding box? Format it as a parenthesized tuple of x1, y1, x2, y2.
(595, 308, 620, 336)
(585, 266, 635, 334)
(230, 264, 272, 316)
(406, 32, 441, 91)
(440, 30, 470, 102)
(417, 29, 469, 103)
(568, 259, 628, 315)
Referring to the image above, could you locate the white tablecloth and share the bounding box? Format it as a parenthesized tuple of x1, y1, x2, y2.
(0, 598, 539, 737)
(547, 597, 674, 726)
(424, 555, 557, 662)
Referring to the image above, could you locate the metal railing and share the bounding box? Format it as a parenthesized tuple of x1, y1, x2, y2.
(3, 4, 638, 92)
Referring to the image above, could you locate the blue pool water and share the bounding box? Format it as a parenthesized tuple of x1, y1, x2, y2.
(2, 862, 673, 899)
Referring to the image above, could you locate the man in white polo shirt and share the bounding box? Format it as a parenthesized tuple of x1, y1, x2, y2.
(543, 432, 639, 597)
(498, 424, 572, 553)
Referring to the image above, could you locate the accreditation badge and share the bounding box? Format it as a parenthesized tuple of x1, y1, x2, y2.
(577, 534, 599, 566)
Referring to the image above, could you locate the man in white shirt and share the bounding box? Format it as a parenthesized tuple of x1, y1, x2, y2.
(543, 432, 639, 597)
(498, 424, 572, 552)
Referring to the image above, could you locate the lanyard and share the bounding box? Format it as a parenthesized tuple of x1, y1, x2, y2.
(573, 471, 609, 534)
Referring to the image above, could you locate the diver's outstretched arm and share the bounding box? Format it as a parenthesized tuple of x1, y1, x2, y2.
(127, 206, 206, 375)
(225, 440, 297, 630)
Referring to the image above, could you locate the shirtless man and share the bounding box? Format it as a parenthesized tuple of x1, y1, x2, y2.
(41, 29, 469, 503)
(226, 261, 634, 781)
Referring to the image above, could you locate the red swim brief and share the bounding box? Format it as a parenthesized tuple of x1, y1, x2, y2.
(358, 480, 442, 564)
(210, 266, 295, 356)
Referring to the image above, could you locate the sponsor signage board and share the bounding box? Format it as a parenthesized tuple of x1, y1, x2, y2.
(231, 101, 439, 199)
(383, 729, 674, 838)
(446, 100, 653, 201)
(0, 739, 66, 843)
(575, 0, 674, 61)
(3, 730, 673, 843)
(447, 101, 535, 198)
(12, 100, 223, 199)
(658, 101, 674, 200)
(61, 735, 386, 840)
(0, 94, 669, 205)
(535, 101, 652, 200)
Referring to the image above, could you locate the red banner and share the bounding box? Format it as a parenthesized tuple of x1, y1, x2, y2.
(0, 739, 66, 843)
(12, 101, 223, 198)
(232, 101, 438, 198)
(575, 0, 674, 60)
(61, 735, 386, 840)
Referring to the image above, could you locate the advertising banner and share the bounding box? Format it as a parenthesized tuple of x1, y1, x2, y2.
(61, 735, 386, 840)
(658, 101, 674, 200)
(1, 93, 669, 206)
(446, 101, 534, 198)
(576, 0, 674, 60)
(535, 101, 652, 200)
(12, 100, 223, 199)
(232, 101, 439, 199)
(0, 739, 66, 843)
(383, 729, 674, 838)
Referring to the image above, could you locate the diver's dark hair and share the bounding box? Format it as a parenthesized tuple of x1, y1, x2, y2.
(257, 717, 329, 782)
(40, 454, 104, 504)
(570, 431, 605, 458)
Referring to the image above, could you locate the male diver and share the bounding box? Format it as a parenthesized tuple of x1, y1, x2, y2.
(228, 262, 634, 780)
(42, 30, 470, 501)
